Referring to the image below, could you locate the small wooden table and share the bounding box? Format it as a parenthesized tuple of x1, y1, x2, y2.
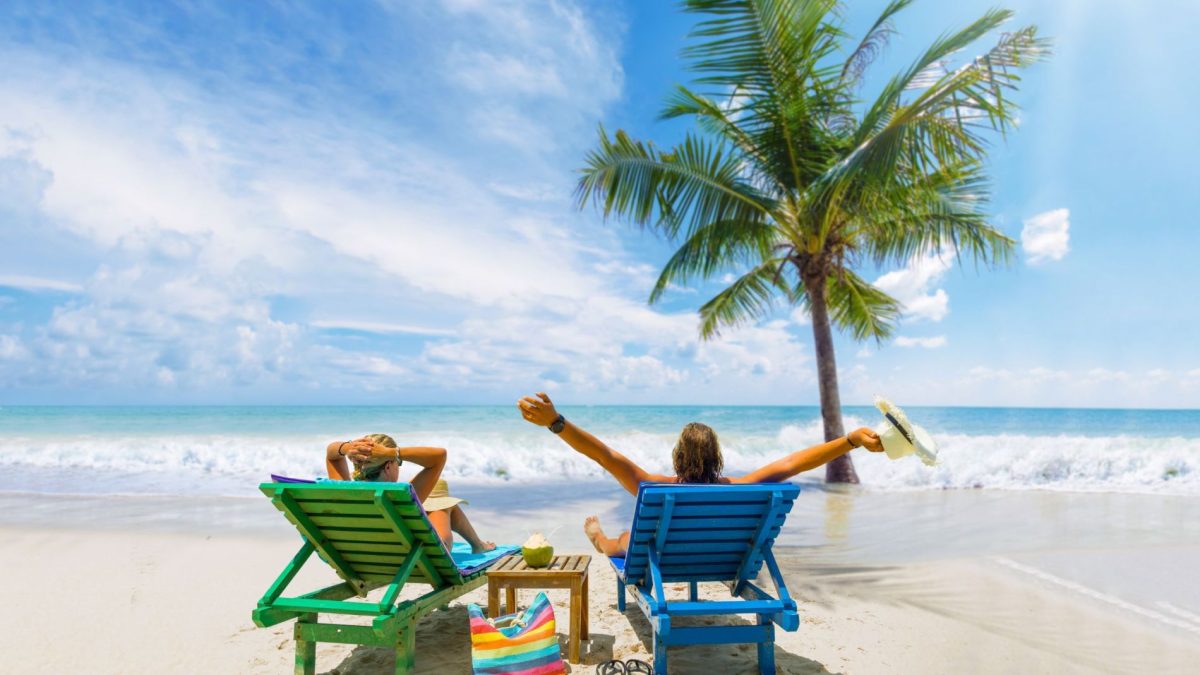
(486, 554, 591, 663)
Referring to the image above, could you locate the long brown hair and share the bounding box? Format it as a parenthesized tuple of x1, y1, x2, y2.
(672, 422, 723, 484)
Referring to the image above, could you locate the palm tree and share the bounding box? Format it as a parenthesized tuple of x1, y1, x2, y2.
(575, 0, 1049, 482)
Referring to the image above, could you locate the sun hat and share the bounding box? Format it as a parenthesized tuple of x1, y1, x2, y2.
(422, 479, 468, 512)
(873, 396, 939, 466)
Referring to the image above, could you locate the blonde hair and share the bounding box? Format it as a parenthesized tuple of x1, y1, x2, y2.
(672, 422, 723, 484)
(353, 434, 398, 481)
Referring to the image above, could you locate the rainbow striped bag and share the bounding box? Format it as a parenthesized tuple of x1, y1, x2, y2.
(468, 591, 565, 675)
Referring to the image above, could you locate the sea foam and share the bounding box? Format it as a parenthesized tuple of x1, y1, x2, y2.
(1, 413, 1196, 496)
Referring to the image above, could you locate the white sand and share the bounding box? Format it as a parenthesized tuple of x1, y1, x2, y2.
(2, 523, 1198, 674)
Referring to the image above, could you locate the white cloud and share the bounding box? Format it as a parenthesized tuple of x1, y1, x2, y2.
(1027, 367, 1070, 382)
(0, 20, 827, 403)
(1082, 367, 1129, 384)
(894, 335, 947, 348)
(0, 334, 27, 360)
(0, 274, 83, 293)
(432, 0, 622, 150)
(1021, 208, 1070, 264)
(310, 320, 456, 337)
(873, 250, 952, 322)
(486, 181, 561, 202)
(790, 306, 810, 326)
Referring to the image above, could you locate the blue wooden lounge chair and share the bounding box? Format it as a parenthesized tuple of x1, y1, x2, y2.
(252, 481, 517, 675)
(609, 482, 801, 674)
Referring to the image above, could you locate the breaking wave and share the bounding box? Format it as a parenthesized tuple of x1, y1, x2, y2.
(1, 413, 1196, 496)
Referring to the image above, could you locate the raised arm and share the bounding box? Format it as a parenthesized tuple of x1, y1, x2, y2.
(732, 428, 884, 484)
(391, 446, 447, 502)
(326, 438, 372, 480)
(518, 392, 672, 495)
(325, 439, 446, 501)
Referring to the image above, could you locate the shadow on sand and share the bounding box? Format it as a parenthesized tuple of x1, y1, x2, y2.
(615, 594, 839, 675)
(319, 603, 616, 674)
(317, 595, 836, 674)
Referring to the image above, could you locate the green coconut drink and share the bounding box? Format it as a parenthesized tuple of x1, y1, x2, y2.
(521, 532, 553, 568)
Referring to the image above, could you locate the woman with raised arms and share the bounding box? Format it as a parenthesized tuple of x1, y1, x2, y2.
(517, 392, 884, 557)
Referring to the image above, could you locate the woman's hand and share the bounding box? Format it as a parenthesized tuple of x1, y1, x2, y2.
(517, 392, 559, 427)
(343, 438, 396, 463)
(849, 428, 884, 453)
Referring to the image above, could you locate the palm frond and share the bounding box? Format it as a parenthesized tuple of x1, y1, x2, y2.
(575, 126, 773, 240)
(840, 0, 915, 86)
(810, 16, 1049, 233)
(682, 0, 844, 190)
(825, 269, 901, 341)
(858, 160, 1014, 267)
(650, 217, 779, 304)
(659, 86, 786, 195)
(854, 8, 1014, 147)
(697, 257, 792, 339)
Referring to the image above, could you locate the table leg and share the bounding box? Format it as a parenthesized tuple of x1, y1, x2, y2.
(487, 581, 500, 619)
(581, 574, 589, 640)
(505, 587, 516, 615)
(568, 578, 582, 663)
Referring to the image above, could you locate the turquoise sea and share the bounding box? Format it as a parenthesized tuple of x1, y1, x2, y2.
(0, 404, 1197, 497)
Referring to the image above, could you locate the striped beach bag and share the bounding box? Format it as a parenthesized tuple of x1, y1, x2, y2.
(467, 591, 565, 675)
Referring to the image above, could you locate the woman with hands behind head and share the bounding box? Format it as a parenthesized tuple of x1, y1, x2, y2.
(517, 392, 884, 557)
(325, 434, 495, 553)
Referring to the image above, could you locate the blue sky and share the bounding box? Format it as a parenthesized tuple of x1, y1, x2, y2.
(0, 0, 1197, 407)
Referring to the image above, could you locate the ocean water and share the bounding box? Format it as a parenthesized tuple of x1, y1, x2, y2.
(0, 405, 1197, 497)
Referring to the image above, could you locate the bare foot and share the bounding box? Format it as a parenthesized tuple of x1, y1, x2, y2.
(472, 540, 496, 554)
(583, 515, 606, 554)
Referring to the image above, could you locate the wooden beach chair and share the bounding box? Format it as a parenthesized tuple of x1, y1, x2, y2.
(252, 481, 517, 675)
(609, 482, 801, 674)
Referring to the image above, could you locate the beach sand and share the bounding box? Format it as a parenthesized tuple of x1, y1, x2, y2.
(1, 487, 1198, 674)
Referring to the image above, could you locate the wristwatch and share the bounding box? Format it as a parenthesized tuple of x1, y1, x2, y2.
(549, 414, 566, 434)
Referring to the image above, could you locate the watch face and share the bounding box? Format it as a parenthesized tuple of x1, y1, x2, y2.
(550, 416, 565, 433)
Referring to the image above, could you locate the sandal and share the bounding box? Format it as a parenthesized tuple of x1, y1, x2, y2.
(597, 660, 626, 675)
(624, 659, 654, 674)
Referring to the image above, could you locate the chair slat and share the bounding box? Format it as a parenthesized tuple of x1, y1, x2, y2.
(632, 515, 785, 532)
(630, 527, 783, 544)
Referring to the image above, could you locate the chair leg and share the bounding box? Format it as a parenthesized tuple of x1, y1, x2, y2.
(294, 613, 316, 675)
(616, 578, 626, 612)
(653, 615, 669, 675)
(756, 614, 775, 675)
(689, 581, 698, 602)
(395, 618, 416, 675)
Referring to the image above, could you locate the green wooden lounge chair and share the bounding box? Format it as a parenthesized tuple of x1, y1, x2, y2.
(252, 481, 517, 675)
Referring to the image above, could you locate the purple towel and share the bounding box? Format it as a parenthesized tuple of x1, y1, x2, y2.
(270, 474, 315, 484)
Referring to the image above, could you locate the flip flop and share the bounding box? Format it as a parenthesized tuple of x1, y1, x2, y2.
(597, 660, 626, 675)
(624, 659, 654, 674)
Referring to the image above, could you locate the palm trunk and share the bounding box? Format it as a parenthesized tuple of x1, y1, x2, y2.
(806, 274, 859, 484)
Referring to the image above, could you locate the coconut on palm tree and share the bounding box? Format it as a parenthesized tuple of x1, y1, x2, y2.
(575, 0, 1049, 483)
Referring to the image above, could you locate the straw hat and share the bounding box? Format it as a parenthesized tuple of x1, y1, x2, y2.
(423, 479, 467, 512)
(874, 396, 939, 466)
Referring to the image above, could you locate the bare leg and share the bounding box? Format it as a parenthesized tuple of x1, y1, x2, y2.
(449, 505, 495, 553)
(428, 510, 453, 547)
(583, 516, 629, 557)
